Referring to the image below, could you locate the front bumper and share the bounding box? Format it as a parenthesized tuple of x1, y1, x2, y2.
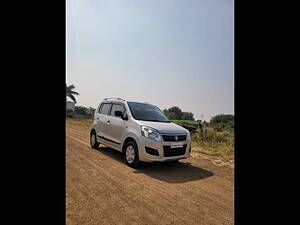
(138, 136, 192, 162)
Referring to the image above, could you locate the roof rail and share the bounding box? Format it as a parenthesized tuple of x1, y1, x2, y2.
(103, 98, 125, 101)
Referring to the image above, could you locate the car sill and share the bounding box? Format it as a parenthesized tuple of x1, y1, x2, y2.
(97, 135, 121, 145)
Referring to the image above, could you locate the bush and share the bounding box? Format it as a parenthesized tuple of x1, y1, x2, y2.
(209, 122, 234, 132)
(192, 127, 234, 156)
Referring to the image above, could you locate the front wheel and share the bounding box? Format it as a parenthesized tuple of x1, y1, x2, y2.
(90, 130, 99, 149)
(124, 141, 140, 168)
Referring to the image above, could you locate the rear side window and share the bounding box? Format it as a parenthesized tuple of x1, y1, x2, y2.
(99, 103, 112, 115)
(110, 104, 125, 117)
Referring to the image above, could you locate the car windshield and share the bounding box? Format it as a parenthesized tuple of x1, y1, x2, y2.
(127, 102, 170, 122)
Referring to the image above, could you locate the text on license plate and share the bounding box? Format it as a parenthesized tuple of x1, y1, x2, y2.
(170, 143, 184, 148)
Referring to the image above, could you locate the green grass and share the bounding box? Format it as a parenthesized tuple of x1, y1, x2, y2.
(171, 120, 199, 127)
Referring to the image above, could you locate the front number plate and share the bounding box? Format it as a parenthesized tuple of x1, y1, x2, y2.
(170, 143, 184, 148)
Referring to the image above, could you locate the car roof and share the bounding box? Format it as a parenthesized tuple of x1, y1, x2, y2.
(101, 98, 126, 104)
(101, 98, 153, 106)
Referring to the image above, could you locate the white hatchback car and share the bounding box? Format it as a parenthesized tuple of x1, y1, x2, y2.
(90, 98, 192, 167)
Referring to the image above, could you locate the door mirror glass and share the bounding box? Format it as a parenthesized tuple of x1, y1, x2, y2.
(114, 110, 123, 118)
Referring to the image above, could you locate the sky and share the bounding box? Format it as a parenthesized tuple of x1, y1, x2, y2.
(67, 0, 234, 121)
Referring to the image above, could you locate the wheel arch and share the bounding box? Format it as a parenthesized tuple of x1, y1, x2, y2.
(122, 136, 138, 154)
(90, 128, 96, 135)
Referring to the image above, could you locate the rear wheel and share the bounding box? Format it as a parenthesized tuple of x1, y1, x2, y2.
(124, 141, 140, 168)
(90, 130, 99, 149)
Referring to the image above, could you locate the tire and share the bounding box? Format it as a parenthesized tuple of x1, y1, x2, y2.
(90, 130, 100, 149)
(124, 141, 140, 168)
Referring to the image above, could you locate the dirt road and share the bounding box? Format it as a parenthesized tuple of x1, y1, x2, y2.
(66, 124, 234, 225)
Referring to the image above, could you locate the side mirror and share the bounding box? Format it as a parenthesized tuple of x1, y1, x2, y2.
(114, 111, 123, 118)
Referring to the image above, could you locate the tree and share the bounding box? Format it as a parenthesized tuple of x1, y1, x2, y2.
(164, 111, 177, 120)
(74, 106, 86, 115)
(89, 107, 96, 115)
(210, 114, 234, 124)
(166, 106, 183, 120)
(182, 112, 194, 121)
(164, 106, 195, 120)
(66, 84, 79, 103)
(66, 109, 74, 118)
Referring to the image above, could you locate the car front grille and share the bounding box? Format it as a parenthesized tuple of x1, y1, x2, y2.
(163, 144, 187, 157)
(162, 135, 187, 142)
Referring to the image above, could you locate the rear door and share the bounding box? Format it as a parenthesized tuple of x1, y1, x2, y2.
(106, 103, 127, 146)
(95, 102, 112, 139)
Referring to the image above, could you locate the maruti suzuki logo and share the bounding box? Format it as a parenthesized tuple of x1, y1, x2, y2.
(175, 136, 178, 141)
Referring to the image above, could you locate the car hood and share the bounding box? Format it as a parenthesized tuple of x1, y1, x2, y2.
(136, 120, 188, 134)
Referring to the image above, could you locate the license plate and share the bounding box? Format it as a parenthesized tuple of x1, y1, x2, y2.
(170, 143, 184, 148)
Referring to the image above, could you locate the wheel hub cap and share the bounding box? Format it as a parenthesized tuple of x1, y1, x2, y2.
(91, 134, 95, 145)
(126, 146, 135, 163)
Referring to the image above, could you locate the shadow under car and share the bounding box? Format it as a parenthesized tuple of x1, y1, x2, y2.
(96, 146, 213, 183)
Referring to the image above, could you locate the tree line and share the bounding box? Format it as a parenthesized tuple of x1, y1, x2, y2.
(65, 84, 234, 124)
(66, 106, 96, 119)
(210, 114, 234, 124)
(163, 106, 234, 125)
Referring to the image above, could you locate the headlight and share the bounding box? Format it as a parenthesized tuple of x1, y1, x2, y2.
(141, 125, 161, 141)
(187, 131, 191, 141)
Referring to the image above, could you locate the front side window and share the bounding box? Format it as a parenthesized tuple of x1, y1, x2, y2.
(110, 104, 125, 117)
(127, 102, 170, 122)
(99, 103, 112, 115)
